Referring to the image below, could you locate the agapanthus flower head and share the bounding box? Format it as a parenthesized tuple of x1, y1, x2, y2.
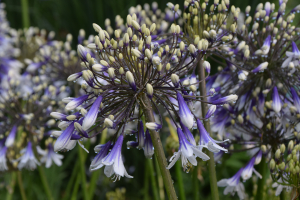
(210, 1, 300, 197)
(51, 7, 237, 178)
(0, 25, 71, 171)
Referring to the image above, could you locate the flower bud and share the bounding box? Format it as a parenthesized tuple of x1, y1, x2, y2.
(269, 159, 275, 171)
(104, 118, 114, 128)
(288, 140, 294, 152)
(132, 20, 141, 30)
(171, 74, 179, 87)
(275, 149, 281, 160)
(145, 122, 162, 131)
(107, 68, 115, 80)
(126, 71, 136, 91)
(280, 144, 286, 153)
(203, 61, 211, 73)
(119, 67, 125, 75)
(92, 64, 107, 72)
(146, 84, 153, 99)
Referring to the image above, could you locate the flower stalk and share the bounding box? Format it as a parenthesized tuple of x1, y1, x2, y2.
(198, 60, 219, 200)
(175, 161, 186, 200)
(141, 94, 177, 200)
(17, 171, 27, 200)
(256, 157, 267, 200)
(20, 0, 30, 28)
(6, 172, 17, 200)
(38, 166, 54, 200)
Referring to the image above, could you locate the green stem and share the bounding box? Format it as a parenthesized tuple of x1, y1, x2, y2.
(88, 129, 107, 200)
(175, 161, 186, 200)
(256, 157, 267, 200)
(154, 156, 165, 200)
(198, 60, 219, 200)
(78, 146, 89, 200)
(62, 162, 80, 200)
(38, 166, 54, 200)
(17, 171, 27, 200)
(141, 94, 177, 200)
(144, 159, 150, 200)
(71, 173, 81, 200)
(20, 0, 30, 28)
(6, 172, 17, 200)
(193, 166, 199, 200)
(280, 190, 288, 200)
(148, 159, 160, 200)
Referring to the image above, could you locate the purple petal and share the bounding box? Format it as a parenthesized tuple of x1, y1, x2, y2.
(177, 92, 194, 129)
(82, 96, 103, 130)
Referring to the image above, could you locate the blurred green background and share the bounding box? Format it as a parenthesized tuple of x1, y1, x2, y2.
(1, 0, 299, 199)
(4, 0, 298, 41)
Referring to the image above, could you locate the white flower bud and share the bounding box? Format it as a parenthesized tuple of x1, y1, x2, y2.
(104, 118, 114, 128)
(171, 74, 179, 87)
(132, 20, 141, 30)
(146, 83, 153, 98)
(108, 68, 115, 79)
(93, 23, 102, 32)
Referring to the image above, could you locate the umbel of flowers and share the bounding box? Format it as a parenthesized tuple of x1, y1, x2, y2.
(0, 12, 89, 170)
(50, 2, 239, 196)
(206, 1, 300, 198)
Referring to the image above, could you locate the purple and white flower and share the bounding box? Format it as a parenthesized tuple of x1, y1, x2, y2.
(217, 168, 245, 199)
(17, 142, 40, 170)
(102, 135, 133, 180)
(177, 92, 194, 129)
(166, 127, 209, 170)
(197, 119, 229, 153)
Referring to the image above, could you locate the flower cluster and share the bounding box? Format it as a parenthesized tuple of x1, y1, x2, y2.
(206, 1, 300, 198)
(0, 6, 90, 170)
(51, 0, 240, 180)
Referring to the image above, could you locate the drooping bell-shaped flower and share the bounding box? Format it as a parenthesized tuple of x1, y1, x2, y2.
(241, 151, 262, 181)
(217, 168, 245, 199)
(101, 135, 133, 181)
(90, 141, 111, 171)
(17, 142, 40, 170)
(197, 119, 228, 153)
(177, 92, 194, 129)
(37, 144, 64, 168)
(166, 127, 209, 170)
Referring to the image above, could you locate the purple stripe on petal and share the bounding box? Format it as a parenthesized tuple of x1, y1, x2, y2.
(205, 105, 216, 119)
(180, 121, 196, 146)
(65, 94, 89, 110)
(144, 129, 154, 158)
(54, 122, 75, 152)
(272, 86, 281, 113)
(82, 96, 103, 130)
(291, 87, 300, 112)
(5, 125, 17, 147)
(102, 135, 124, 165)
(177, 92, 194, 129)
